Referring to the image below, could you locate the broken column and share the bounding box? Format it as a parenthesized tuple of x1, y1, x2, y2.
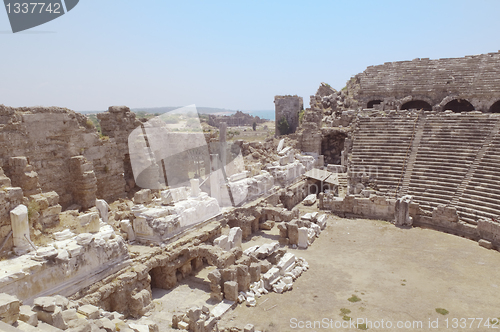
(10, 204, 31, 255)
(210, 154, 221, 203)
(70, 156, 97, 209)
(395, 195, 413, 226)
(190, 178, 200, 197)
(219, 122, 227, 168)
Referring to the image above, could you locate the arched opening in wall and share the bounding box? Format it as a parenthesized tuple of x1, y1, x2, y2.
(367, 100, 382, 109)
(489, 100, 500, 113)
(400, 100, 432, 111)
(321, 131, 348, 165)
(442, 99, 475, 112)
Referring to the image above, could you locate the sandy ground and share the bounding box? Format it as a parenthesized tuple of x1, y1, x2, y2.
(145, 204, 500, 332)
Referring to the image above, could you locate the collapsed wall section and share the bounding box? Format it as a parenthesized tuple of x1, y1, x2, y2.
(0, 105, 129, 208)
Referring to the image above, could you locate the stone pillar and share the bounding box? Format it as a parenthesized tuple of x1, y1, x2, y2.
(395, 195, 413, 226)
(10, 204, 31, 255)
(210, 154, 221, 203)
(341, 151, 346, 167)
(190, 178, 200, 197)
(219, 122, 227, 173)
(318, 155, 324, 167)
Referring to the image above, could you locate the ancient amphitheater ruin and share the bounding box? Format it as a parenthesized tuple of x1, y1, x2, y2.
(1, 51, 500, 332)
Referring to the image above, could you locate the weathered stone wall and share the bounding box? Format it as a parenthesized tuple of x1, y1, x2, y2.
(274, 95, 303, 136)
(345, 52, 500, 111)
(0, 105, 126, 208)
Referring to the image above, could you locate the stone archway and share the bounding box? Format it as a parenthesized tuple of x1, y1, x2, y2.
(400, 100, 432, 111)
(442, 99, 475, 112)
(367, 100, 383, 109)
(489, 100, 500, 113)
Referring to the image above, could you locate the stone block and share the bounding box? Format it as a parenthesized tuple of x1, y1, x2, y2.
(223, 281, 239, 302)
(236, 265, 250, 292)
(259, 260, 272, 274)
(316, 214, 327, 230)
(134, 189, 152, 205)
(19, 305, 38, 326)
(277, 252, 296, 275)
(259, 220, 275, 230)
(36, 306, 67, 330)
(298, 227, 309, 249)
(479, 239, 493, 249)
(262, 267, 280, 289)
(287, 221, 299, 245)
(77, 304, 100, 319)
(249, 263, 261, 283)
(34, 296, 57, 312)
(303, 194, 316, 206)
(78, 212, 100, 233)
(62, 309, 78, 323)
(228, 227, 242, 249)
(214, 235, 230, 251)
(67, 318, 92, 332)
(0, 293, 20, 324)
(244, 324, 255, 332)
(96, 199, 110, 223)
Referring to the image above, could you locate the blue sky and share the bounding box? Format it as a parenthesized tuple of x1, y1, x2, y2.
(1, 0, 500, 112)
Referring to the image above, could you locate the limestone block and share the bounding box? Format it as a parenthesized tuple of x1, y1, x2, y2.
(432, 204, 459, 224)
(204, 317, 217, 331)
(259, 220, 275, 230)
(254, 242, 279, 259)
(207, 269, 222, 285)
(120, 219, 135, 241)
(67, 318, 91, 332)
(36, 306, 68, 330)
(0, 293, 20, 324)
(78, 212, 100, 233)
(244, 324, 255, 332)
(77, 304, 100, 319)
(316, 214, 327, 230)
(287, 222, 299, 245)
(96, 199, 110, 223)
(277, 139, 284, 153)
(249, 263, 261, 283)
(190, 179, 200, 197)
(236, 265, 250, 292)
(311, 224, 321, 237)
(178, 321, 189, 330)
(221, 267, 236, 283)
(395, 195, 413, 226)
(277, 253, 296, 275)
(262, 267, 280, 289)
(10, 204, 31, 254)
(134, 189, 152, 205)
(160, 190, 173, 205)
(479, 239, 493, 250)
(19, 305, 38, 326)
(228, 227, 242, 249)
(99, 317, 117, 332)
(62, 309, 78, 323)
(223, 281, 239, 302)
(259, 260, 272, 274)
(214, 235, 230, 251)
(298, 227, 309, 249)
(34, 296, 57, 312)
(303, 194, 316, 206)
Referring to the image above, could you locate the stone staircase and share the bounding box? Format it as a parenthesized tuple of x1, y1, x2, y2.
(337, 173, 348, 198)
(396, 112, 425, 197)
(455, 126, 500, 224)
(406, 114, 496, 212)
(350, 113, 420, 196)
(350, 112, 500, 224)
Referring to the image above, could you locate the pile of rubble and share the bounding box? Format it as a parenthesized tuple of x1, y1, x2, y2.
(277, 212, 328, 249)
(0, 293, 158, 332)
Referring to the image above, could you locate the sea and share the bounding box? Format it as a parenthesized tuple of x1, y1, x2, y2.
(244, 110, 275, 121)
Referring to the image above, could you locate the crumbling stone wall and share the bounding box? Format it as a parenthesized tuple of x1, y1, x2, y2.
(274, 95, 303, 136)
(345, 52, 500, 112)
(0, 105, 126, 208)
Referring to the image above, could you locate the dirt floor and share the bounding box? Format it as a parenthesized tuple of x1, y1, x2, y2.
(146, 203, 500, 332)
